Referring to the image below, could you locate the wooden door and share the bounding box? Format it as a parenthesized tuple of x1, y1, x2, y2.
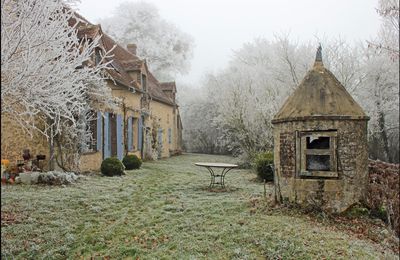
(109, 113, 118, 157)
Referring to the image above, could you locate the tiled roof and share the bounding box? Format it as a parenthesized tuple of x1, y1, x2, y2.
(77, 24, 101, 40)
(147, 72, 175, 105)
(100, 33, 142, 91)
(68, 10, 91, 28)
(121, 60, 143, 71)
(72, 11, 176, 106)
(160, 82, 176, 92)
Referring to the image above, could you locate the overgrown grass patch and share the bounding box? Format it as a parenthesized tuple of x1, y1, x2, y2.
(1, 153, 397, 259)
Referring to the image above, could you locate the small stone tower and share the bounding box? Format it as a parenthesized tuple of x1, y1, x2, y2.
(271, 45, 369, 213)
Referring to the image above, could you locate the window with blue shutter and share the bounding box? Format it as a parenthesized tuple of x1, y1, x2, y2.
(158, 128, 163, 146)
(96, 111, 103, 151)
(138, 117, 143, 152)
(127, 117, 133, 151)
(84, 110, 102, 152)
(132, 118, 135, 150)
(116, 114, 124, 160)
(104, 112, 110, 159)
(87, 116, 97, 151)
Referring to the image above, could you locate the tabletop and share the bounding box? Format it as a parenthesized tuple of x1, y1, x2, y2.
(195, 162, 238, 168)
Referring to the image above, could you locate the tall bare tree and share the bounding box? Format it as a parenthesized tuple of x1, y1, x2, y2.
(1, 0, 116, 170)
(99, 1, 194, 80)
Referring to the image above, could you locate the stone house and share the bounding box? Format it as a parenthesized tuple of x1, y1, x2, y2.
(271, 46, 369, 213)
(1, 13, 183, 172)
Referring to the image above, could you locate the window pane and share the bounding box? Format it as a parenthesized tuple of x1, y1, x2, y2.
(306, 136, 330, 149)
(306, 155, 330, 171)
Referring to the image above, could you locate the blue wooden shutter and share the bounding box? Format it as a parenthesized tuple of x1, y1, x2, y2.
(132, 118, 135, 149)
(127, 117, 133, 151)
(158, 128, 163, 145)
(117, 114, 124, 160)
(168, 128, 172, 144)
(138, 117, 143, 152)
(104, 112, 110, 158)
(96, 111, 103, 151)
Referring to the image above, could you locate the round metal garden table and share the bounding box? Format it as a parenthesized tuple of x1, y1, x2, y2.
(195, 162, 238, 188)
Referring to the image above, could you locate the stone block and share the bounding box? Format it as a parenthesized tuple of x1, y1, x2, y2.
(19, 172, 40, 184)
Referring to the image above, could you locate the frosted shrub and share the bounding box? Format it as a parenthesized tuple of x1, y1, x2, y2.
(122, 155, 142, 170)
(37, 171, 79, 185)
(101, 157, 125, 176)
(366, 160, 399, 236)
(254, 152, 274, 182)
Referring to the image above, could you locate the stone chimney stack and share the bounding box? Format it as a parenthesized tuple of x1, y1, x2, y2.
(127, 43, 137, 55)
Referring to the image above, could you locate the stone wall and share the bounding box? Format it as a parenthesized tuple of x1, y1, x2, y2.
(1, 116, 50, 170)
(149, 100, 176, 158)
(279, 132, 295, 178)
(80, 152, 102, 172)
(273, 119, 368, 212)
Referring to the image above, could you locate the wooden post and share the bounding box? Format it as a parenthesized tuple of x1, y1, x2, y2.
(263, 179, 267, 198)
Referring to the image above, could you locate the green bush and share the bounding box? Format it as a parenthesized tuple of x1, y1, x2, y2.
(122, 155, 142, 170)
(255, 152, 274, 181)
(101, 157, 124, 176)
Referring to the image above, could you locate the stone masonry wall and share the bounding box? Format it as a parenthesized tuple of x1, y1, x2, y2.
(80, 152, 102, 172)
(149, 101, 176, 158)
(274, 119, 368, 212)
(279, 132, 295, 178)
(1, 116, 50, 170)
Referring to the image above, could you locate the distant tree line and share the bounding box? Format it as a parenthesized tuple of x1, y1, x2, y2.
(179, 0, 399, 163)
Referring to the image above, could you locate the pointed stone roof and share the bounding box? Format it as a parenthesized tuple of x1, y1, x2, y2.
(272, 45, 369, 123)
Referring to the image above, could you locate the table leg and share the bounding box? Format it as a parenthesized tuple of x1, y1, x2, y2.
(206, 167, 215, 188)
(205, 167, 234, 188)
(220, 167, 234, 187)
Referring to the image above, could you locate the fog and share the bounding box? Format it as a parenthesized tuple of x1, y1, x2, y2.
(76, 0, 381, 86)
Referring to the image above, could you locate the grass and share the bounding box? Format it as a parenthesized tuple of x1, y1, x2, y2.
(1, 153, 398, 259)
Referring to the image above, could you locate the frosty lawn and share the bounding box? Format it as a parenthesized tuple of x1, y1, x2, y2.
(1, 154, 397, 259)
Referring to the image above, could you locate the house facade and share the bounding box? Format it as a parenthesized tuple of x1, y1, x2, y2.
(1, 13, 183, 172)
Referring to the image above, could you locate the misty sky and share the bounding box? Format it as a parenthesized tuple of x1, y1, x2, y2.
(76, 0, 382, 86)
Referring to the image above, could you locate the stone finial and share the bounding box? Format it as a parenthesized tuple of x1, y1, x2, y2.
(315, 44, 322, 62)
(313, 43, 323, 68)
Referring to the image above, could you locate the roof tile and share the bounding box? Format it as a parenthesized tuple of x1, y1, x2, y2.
(73, 11, 176, 106)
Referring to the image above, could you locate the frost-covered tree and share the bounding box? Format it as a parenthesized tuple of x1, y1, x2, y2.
(207, 37, 314, 159)
(357, 0, 400, 163)
(179, 2, 398, 163)
(359, 48, 399, 162)
(181, 34, 396, 162)
(1, 0, 116, 170)
(323, 38, 366, 94)
(368, 0, 399, 59)
(178, 84, 228, 154)
(98, 1, 194, 80)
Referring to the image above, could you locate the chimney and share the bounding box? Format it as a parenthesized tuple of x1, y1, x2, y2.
(127, 43, 137, 55)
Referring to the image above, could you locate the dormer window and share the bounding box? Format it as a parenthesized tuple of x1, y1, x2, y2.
(298, 130, 338, 178)
(141, 74, 147, 92)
